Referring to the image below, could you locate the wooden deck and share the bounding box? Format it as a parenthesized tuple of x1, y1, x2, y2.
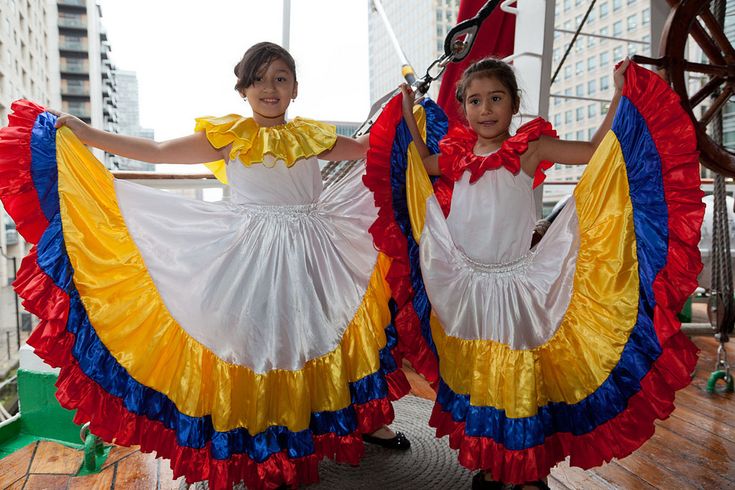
(0, 336, 732, 489)
(548, 335, 735, 489)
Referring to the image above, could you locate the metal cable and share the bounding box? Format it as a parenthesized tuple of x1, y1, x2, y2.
(550, 0, 597, 86)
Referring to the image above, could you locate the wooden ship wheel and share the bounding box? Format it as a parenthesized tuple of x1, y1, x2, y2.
(633, 0, 735, 176)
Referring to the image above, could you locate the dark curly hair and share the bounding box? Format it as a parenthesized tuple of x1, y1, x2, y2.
(234, 42, 297, 95)
(455, 58, 520, 111)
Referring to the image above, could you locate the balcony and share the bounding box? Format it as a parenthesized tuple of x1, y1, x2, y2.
(58, 16, 87, 30)
(61, 84, 89, 97)
(60, 62, 89, 75)
(63, 102, 91, 120)
(57, 0, 87, 7)
(59, 39, 88, 52)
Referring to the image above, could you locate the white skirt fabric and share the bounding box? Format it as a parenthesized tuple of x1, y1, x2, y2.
(421, 195, 580, 350)
(116, 161, 379, 372)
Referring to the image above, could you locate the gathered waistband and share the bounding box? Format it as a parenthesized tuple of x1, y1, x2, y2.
(455, 246, 535, 276)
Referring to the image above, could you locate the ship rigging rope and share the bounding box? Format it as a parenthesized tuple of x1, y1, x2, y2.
(321, 0, 502, 186)
(550, 0, 597, 86)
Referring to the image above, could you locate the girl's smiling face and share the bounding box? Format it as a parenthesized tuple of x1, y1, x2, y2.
(463, 76, 518, 148)
(243, 58, 298, 127)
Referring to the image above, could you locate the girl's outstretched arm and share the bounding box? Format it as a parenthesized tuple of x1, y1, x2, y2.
(51, 110, 223, 164)
(399, 84, 440, 176)
(319, 134, 370, 162)
(531, 58, 630, 168)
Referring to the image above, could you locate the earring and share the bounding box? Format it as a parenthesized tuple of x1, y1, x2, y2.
(292, 98, 296, 102)
(242, 96, 247, 101)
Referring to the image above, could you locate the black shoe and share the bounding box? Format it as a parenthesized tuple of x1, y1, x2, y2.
(471, 472, 505, 490)
(512, 481, 550, 490)
(361, 431, 411, 450)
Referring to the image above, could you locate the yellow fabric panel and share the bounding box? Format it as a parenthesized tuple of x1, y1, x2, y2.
(55, 127, 391, 433)
(433, 133, 640, 418)
(405, 105, 435, 243)
(194, 115, 338, 184)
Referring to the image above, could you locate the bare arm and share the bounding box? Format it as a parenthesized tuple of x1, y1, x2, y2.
(400, 84, 440, 176)
(51, 111, 222, 164)
(527, 58, 630, 173)
(319, 134, 370, 161)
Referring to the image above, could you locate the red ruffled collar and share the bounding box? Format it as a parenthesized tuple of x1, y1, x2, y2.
(438, 117, 557, 188)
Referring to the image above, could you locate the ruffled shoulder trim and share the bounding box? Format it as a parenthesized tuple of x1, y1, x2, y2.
(508, 118, 558, 188)
(194, 115, 338, 183)
(438, 118, 557, 188)
(437, 124, 477, 181)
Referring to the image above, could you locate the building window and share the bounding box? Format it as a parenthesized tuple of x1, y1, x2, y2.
(564, 65, 572, 79)
(642, 8, 650, 26)
(600, 2, 608, 18)
(576, 107, 584, 121)
(554, 114, 562, 126)
(564, 0, 571, 11)
(613, 0, 621, 11)
(588, 103, 597, 118)
(600, 51, 610, 67)
(575, 60, 583, 75)
(613, 45, 623, 60)
(576, 84, 584, 96)
(613, 21, 622, 37)
(588, 79, 596, 95)
(588, 56, 597, 70)
(627, 14, 637, 31)
(600, 75, 610, 91)
(587, 35, 596, 48)
(565, 110, 572, 124)
(599, 26, 609, 44)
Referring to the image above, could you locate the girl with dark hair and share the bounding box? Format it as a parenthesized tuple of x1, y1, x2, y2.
(364, 57, 704, 489)
(0, 41, 410, 489)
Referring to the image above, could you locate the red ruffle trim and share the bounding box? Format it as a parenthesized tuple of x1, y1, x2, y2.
(364, 95, 440, 385)
(438, 118, 557, 188)
(20, 250, 397, 489)
(0, 100, 49, 244)
(385, 365, 412, 402)
(426, 62, 704, 483)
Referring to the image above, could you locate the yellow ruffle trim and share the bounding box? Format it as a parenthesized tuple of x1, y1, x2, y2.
(56, 127, 390, 434)
(426, 133, 640, 418)
(194, 114, 337, 184)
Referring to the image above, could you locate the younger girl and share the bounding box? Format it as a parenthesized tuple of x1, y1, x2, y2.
(364, 58, 703, 489)
(0, 42, 410, 489)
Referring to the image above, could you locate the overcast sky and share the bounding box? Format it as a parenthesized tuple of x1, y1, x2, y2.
(98, 1, 371, 141)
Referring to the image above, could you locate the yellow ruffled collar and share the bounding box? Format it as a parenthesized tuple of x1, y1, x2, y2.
(194, 114, 337, 183)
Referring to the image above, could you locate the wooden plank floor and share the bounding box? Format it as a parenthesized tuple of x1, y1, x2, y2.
(0, 439, 184, 489)
(0, 336, 731, 489)
(553, 335, 735, 489)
